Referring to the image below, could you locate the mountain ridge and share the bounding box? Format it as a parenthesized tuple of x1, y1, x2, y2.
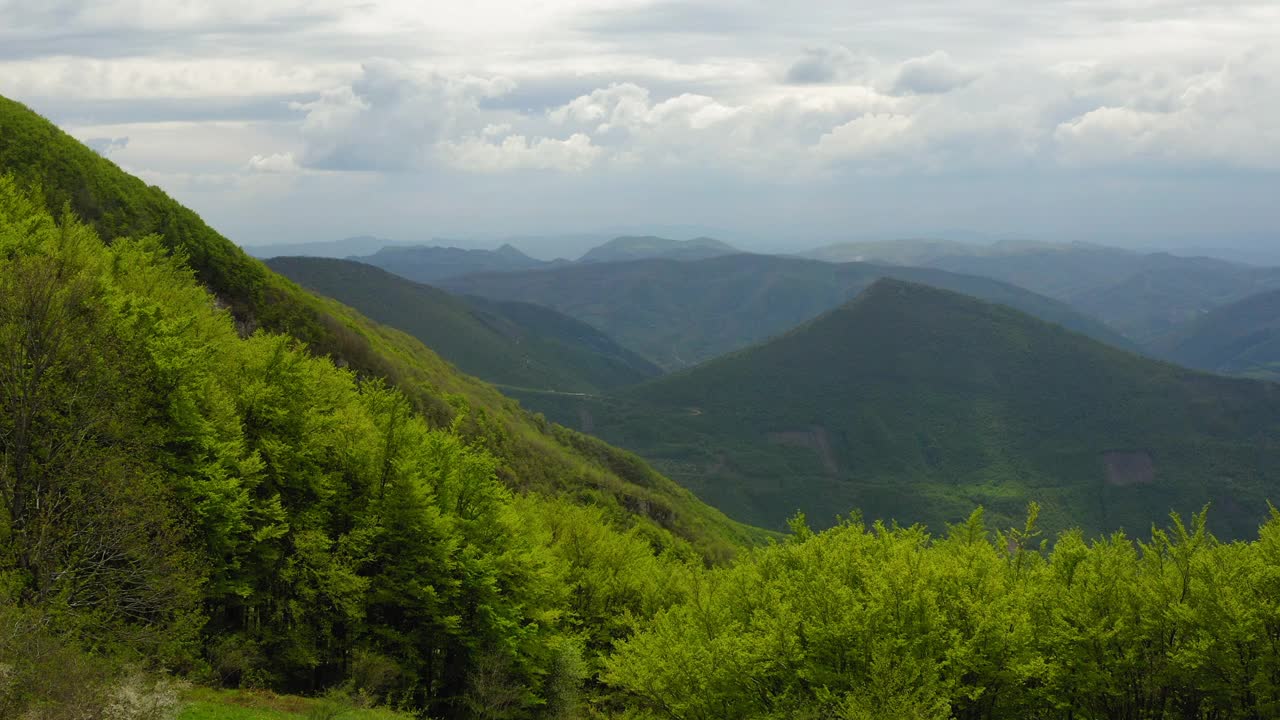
(518, 277, 1280, 537)
(443, 253, 1137, 369)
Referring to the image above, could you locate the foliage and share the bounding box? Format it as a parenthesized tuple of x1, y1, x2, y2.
(607, 506, 1280, 720)
(0, 176, 719, 717)
(0, 93, 763, 565)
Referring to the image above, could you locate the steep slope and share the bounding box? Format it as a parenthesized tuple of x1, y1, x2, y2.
(268, 256, 661, 393)
(0, 94, 764, 559)
(443, 253, 1135, 370)
(1159, 288, 1280, 381)
(578, 235, 738, 263)
(525, 279, 1280, 538)
(355, 242, 561, 284)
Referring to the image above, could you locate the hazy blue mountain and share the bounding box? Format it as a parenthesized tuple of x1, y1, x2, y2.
(243, 235, 414, 259)
(355, 242, 566, 284)
(578, 236, 739, 263)
(806, 239, 1280, 344)
(442, 253, 1136, 370)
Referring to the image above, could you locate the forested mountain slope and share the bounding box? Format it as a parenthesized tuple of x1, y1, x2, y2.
(443, 253, 1133, 370)
(0, 94, 760, 561)
(525, 279, 1280, 538)
(1159, 288, 1280, 381)
(268, 256, 661, 393)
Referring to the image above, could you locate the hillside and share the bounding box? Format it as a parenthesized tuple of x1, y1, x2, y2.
(522, 279, 1280, 538)
(578, 235, 738, 263)
(443, 253, 1135, 370)
(0, 95, 762, 559)
(354, 242, 563, 284)
(1159, 288, 1280, 380)
(268, 256, 661, 393)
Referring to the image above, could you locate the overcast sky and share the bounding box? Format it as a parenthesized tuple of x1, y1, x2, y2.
(3, 0, 1278, 254)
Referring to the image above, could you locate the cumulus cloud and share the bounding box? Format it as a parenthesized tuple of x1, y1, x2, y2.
(1054, 48, 1280, 170)
(440, 133, 601, 172)
(815, 114, 916, 159)
(289, 60, 515, 171)
(11, 0, 1280, 244)
(784, 46, 863, 84)
(889, 52, 978, 95)
(247, 151, 299, 173)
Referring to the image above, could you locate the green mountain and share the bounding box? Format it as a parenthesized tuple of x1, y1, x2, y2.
(811, 239, 1280, 344)
(267, 256, 661, 393)
(442, 253, 1135, 370)
(354, 242, 563, 284)
(0, 95, 761, 556)
(1158, 288, 1280, 381)
(578, 235, 739, 263)
(521, 279, 1280, 538)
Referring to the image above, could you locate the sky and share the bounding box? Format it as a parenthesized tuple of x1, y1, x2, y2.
(2, 0, 1279, 256)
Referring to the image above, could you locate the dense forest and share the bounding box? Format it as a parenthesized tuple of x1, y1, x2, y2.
(5, 94, 1280, 719)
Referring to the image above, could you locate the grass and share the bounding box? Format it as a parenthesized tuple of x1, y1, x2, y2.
(179, 688, 410, 720)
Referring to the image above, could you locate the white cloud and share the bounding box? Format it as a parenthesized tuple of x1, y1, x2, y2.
(785, 46, 865, 84)
(6, 0, 1280, 245)
(0, 57, 349, 99)
(441, 133, 602, 172)
(889, 52, 978, 96)
(816, 113, 917, 159)
(1054, 48, 1280, 170)
(247, 151, 300, 173)
(288, 60, 516, 171)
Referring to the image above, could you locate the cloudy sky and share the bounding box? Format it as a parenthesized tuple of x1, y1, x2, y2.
(3, 0, 1278, 254)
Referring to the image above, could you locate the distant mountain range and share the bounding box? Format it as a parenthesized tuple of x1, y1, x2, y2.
(518, 279, 1280, 538)
(578, 236, 739, 263)
(352, 243, 567, 285)
(804, 238, 1280, 345)
(267, 256, 661, 393)
(243, 235, 416, 259)
(442, 253, 1134, 370)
